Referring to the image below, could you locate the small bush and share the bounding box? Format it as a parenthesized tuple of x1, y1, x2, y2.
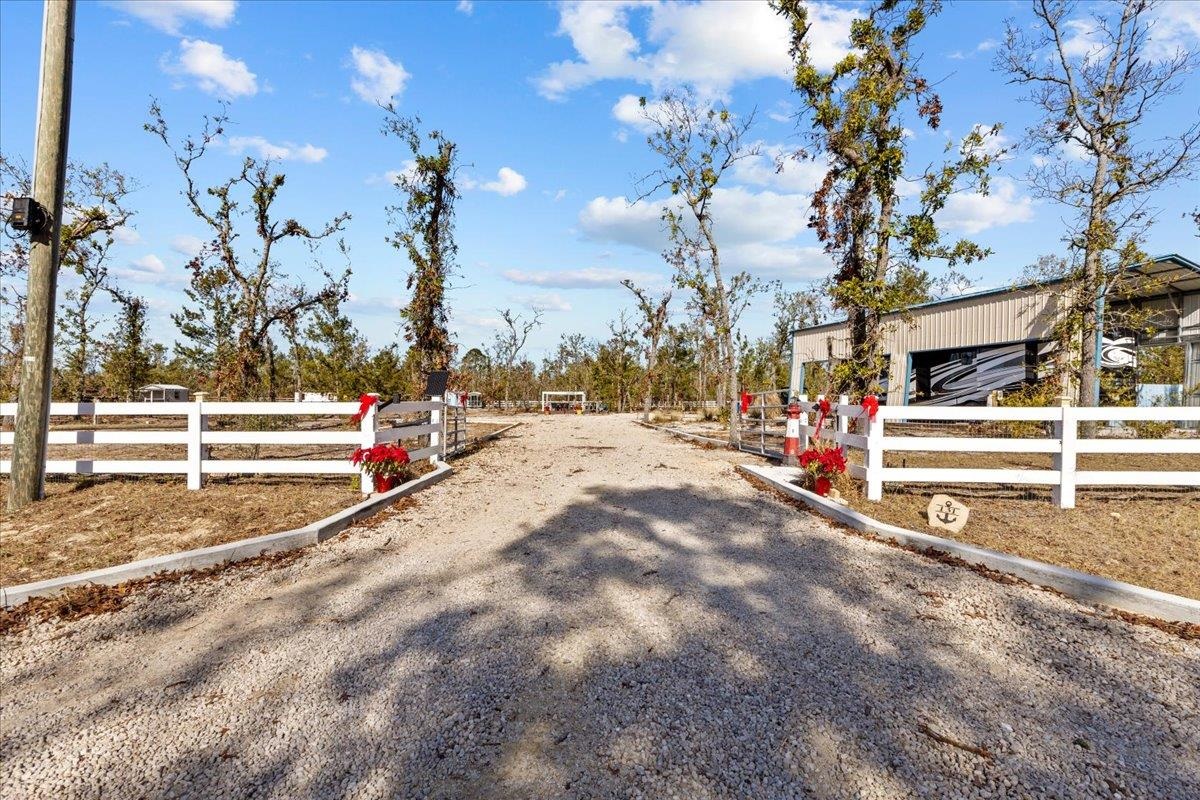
(995, 381, 1059, 438)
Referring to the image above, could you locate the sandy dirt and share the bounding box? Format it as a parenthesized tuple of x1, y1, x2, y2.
(1, 415, 1197, 799)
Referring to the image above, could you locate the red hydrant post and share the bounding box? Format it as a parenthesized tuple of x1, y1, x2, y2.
(783, 400, 802, 466)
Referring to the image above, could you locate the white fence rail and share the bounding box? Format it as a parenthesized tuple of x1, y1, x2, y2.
(1, 396, 451, 495)
(788, 395, 1200, 508)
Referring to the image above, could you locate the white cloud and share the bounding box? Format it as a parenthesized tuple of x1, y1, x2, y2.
(724, 243, 832, 280)
(544, 188, 568, 202)
(345, 293, 404, 315)
(1060, 18, 1106, 59)
(767, 100, 795, 123)
(967, 123, 1011, 159)
(167, 38, 257, 98)
(170, 234, 204, 257)
(109, 0, 235, 35)
(115, 253, 187, 285)
(466, 167, 527, 196)
(948, 38, 998, 60)
(349, 46, 409, 105)
(226, 135, 328, 163)
(112, 226, 141, 245)
(132, 254, 166, 274)
(612, 93, 660, 133)
(536, 1, 858, 100)
(1056, 6, 1198, 64)
(1147, 2, 1200, 60)
(502, 266, 661, 289)
(579, 187, 811, 252)
(731, 142, 828, 194)
(454, 312, 506, 331)
(456, 0, 474, 14)
(365, 160, 418, 187)
(516, 292, 573, 312)
(938, 177, 1035, 234)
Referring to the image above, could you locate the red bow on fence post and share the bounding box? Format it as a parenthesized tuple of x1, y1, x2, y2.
(812, 397, 832, 438)
(351, 393, 378, 424)
(740, 392, 753, 415)
(859, 395, 879, 422)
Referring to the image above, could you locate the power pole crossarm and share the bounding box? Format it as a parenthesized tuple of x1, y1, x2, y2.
(8, 0, 76, 512)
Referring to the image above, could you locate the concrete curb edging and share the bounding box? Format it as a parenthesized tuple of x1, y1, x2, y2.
(0, 463, 453, 609)
(637, 421, 734, 450)
(450, 422, 520, 457)
(739, 463, 1200, 625)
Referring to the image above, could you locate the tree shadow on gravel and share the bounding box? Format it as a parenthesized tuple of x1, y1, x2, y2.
(3, 480, 1198, 799)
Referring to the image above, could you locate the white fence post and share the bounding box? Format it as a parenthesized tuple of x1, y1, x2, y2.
(1053, 403, 1077, 509)
(359, 394, 378, 495)
(837, 394, 849, 438)
(865, 410, 884, 501)
(186, 398, 203, 490)
(429, 395, 442, 464)
(798, 394, 810, 450)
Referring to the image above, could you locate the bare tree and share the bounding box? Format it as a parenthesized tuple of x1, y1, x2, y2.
(146, 101, 351, 399)
(622, 279, 672, 422)
(493, 308, 542, 404)
(1000, 0, 1199, 406)
(637, 88, 759, 441)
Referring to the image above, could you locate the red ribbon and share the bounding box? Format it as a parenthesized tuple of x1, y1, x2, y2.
(859, 395, 879, 422)
(351, 393, 378, 424)
(812, 397, 832, 437)
(740, 392, 753, 415)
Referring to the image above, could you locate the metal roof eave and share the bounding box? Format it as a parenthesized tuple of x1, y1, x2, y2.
(788, 253, 1200, 338)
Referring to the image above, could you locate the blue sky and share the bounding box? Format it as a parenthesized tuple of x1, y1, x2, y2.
(1, 0, 1197, 363)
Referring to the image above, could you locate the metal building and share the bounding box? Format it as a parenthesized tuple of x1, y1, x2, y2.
(788, 254, 1200, 407)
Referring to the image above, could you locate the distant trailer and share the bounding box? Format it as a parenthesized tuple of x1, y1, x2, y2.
(466, 392, 483, 409)
(138, 384, 189, 402)
(542, 391, 586, 413)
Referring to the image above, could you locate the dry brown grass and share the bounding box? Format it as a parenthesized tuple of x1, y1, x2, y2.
(0, 475, 363, 586)
(838, 481, 1200, 601)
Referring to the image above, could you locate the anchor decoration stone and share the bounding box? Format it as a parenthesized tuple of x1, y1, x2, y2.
(927, 494, 969, 534)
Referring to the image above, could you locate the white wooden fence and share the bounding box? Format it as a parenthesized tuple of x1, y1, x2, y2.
(0, 396, 448, 495)
(788, 395, 1200, 509)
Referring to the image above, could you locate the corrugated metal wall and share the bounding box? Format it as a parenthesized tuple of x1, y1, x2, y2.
(790, 286, 1061, 404)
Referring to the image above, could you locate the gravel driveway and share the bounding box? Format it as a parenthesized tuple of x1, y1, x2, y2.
(2, 414, 1197, 799)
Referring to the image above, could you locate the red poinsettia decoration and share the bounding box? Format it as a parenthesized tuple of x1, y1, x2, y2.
(798, 441, 847, 496)
(350, 443, 411, 477)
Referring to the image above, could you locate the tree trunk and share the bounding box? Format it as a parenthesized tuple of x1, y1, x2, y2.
(1078, 153, 1109, 410)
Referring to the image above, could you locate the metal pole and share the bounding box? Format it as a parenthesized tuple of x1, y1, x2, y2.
(8, 0, 75, 512)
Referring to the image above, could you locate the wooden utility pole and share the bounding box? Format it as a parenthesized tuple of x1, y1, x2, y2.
(8, 0, 75, 512)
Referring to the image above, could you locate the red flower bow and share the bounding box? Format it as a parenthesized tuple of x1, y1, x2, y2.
(812, 397, 832, 437)
(860, 395, 879, 422)
(740, 392, 753, 415)
(351, 393, 378, 424)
